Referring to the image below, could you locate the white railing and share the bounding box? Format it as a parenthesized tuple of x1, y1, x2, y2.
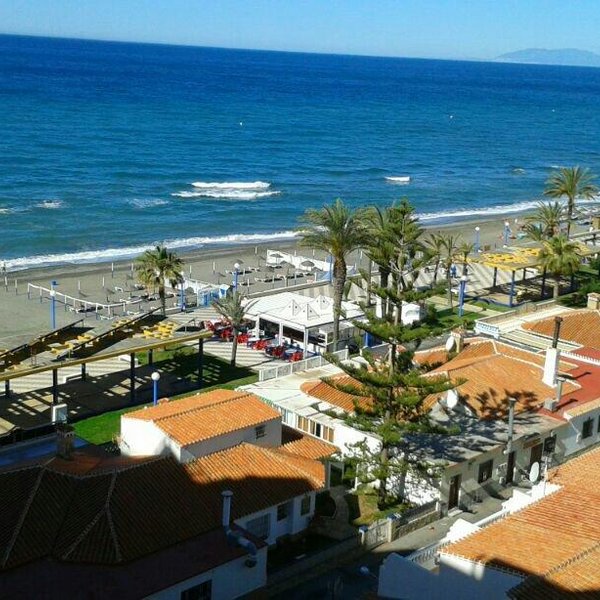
(474, 321, 501, 338)
(27, 283, 142, 317)
(561, 351, 600, 367)
(258, 349, 349, 381)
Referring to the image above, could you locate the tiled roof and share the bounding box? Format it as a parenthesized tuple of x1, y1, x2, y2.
(522, 309, 600, 349)
(186, 443, 325, 510)
(124, 390, 281, 446)
(441, 446, 600, 595)
(301, 375, 373, 413)
(509, 543, 600, 599)
(281, 425, 339, 460)
(427, 341, 579, 419)
(0, 443, 322, 571)
(564, 396, 600, 417)
(125, 389, 247, 420)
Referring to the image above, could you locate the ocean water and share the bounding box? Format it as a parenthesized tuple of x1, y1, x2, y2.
(2, 34, 600, 270)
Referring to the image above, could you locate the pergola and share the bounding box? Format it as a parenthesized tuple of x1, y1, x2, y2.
(243, 292, 364, 352)
(469, 241, 600, 306)
(0, 310, 211, 411)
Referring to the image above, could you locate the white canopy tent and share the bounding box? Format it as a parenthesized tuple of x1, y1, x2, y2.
(243, 292, 364, 352)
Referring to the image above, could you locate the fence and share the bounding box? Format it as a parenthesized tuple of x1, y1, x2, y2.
(258, 349, 349, 382)
(359, 500, 441, 550)
(474, 299, 561, 337)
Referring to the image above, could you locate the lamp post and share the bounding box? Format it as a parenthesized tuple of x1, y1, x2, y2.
(458, 275, 467, 317)
(233, 262, 240, 292)
(474, 226, 480, 253)
(50, 280, 58, 330)
(503, 221, 510, 246)
(151, 371, 161, 406)
(180, 281, 185, 312)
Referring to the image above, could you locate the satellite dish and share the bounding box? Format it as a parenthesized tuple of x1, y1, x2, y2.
(529, 462, 540, 483)
(446, 388, 459, 409)
(445, 336, 456, 352)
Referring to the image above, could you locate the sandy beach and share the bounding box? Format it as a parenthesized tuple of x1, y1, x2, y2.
(0, 212, 554, 342)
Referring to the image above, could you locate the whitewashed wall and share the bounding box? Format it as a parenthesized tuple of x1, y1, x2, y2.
(145, 547, 267, 600)
(120, 418, 182, 460)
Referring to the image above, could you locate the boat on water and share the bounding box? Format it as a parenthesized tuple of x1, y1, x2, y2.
(385, 176, 411, 184)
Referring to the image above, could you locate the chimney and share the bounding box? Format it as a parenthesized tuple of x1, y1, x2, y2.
(222, 490, 233, 529)
(587, 293, 600, 310)
(56, 423, 75, 460)
(451, 327, 466, 353)
(543, 318, 562, 387)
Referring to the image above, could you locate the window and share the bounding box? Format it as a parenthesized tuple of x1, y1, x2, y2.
(582, 418, 594, 439)
(297, 416, 309, 432)
(310, 421, 322, 438)
(255, 424, 266, 439)
(477, 459, 493, 484)
(323, 425, 334, 443)
(181, 580, 212, 600)
(277, 502, 289, 521)
(245, 514, 270, 540)
(301, 495, 311, 515)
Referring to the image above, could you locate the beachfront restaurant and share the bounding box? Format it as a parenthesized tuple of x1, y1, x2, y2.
(243, 292, 364, 353)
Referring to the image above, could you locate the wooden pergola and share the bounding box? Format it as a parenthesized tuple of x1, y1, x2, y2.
(468, 242, 599, 306)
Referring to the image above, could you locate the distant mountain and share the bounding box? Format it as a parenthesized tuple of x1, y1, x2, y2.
(495, 48, 600, 68)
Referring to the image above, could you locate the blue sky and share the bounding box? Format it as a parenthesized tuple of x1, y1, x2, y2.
(2, 0, 600, 59)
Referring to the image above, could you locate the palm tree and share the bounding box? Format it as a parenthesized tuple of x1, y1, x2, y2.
(299, 199, 367, 350)
(526, 201, 564, 239)
(423, 232, 444, 287)
(212, 291, 246, 366)
(439, 234, 460, 309)
(362, 206, 397, 319)
(457, 241, 474, 276)
(135, 245, 184, 316)
(544, 167, 597, 237)
(538, 236, 582, 299)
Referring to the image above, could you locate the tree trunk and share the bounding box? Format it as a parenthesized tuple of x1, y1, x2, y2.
(159, 285, 166, 316)
(541, 268, 547, 299)
(332, 256, 346, 352)
(566, 197, 574, 238)
(432, 260, 440, 287)
(380, 268, 390, 319)
(230, 332, 238, 366)
(378, 441, 389, 510)
(553, 276, 560, 299)
(447, 270, 453, 309)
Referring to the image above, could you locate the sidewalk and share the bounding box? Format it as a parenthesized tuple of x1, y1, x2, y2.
(373, 491, 511, 557)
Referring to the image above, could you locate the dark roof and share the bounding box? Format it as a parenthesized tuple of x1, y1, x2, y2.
(0, 444, 322, 572)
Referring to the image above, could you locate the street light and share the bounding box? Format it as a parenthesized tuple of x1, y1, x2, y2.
(50, 280, 58, 330)
(458, 275, 468, 317)
(233, 262, 240, 292)
(151, 371, 161, 406)
(474, 226, 480, 253)
(503, 221, 510, 246)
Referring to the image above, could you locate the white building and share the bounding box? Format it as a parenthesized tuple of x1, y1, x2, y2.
(120, 389, 282, 462)
(243, 292, 364, 352)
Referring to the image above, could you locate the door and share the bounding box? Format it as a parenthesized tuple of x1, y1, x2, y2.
(506, 451, 515, 484)
(448, 474, 461, 509)
(529, 443, 543, 469)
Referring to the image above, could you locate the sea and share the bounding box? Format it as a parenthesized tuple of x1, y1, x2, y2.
(2, 34, 600, 271)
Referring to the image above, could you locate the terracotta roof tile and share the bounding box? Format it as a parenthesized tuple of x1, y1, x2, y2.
(442, 446, 600, 595)
(125, 389, 246, 421)
(281, 425, 339, 460)
(186, 443, 325, 515)
(427, 341, 579, 419)
(523, 309, 600, 349)
(124, 391, 281, 446)
(0, 443, 322, 571)
(301, 375, 373, 413)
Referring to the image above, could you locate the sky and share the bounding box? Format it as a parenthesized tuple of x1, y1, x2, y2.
(2, 0, 600, 60)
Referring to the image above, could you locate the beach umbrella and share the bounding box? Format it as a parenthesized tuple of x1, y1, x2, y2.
(300, 259, 316, 271)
